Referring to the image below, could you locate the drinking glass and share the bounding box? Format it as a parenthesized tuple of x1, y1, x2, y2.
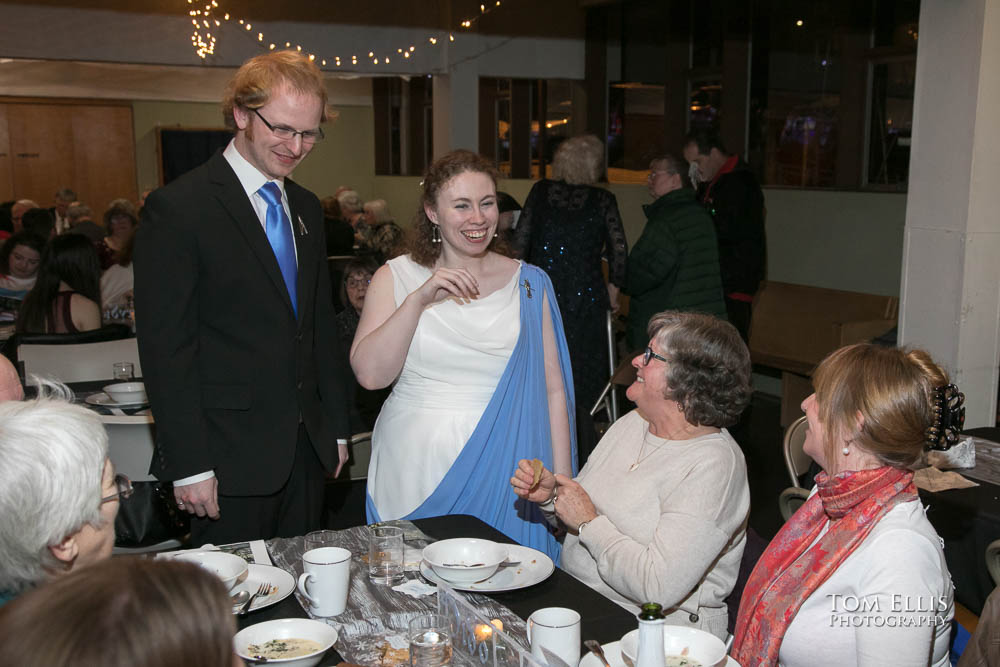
(408, 613, 453, 667)
(305, 529, 338, 552)
(368, 525, 404, 584)
(112, 361, 134, 381)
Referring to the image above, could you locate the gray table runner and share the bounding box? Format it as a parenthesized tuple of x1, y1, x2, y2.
(268, 520, 530, 665)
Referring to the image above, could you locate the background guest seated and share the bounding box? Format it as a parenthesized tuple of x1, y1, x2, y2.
(16, 233, 102, 334)
(732, 343, 956, 667)
(321, 195, 355, 256)
(0, 231, 45, 296)
(0, 385, 124, 605)
(100, 233, 134, 322)
(20, 207, 56, 240)
(63, 202, 105, 243)
(512, 311, 752, 639)
(96, 198, 138, 270)
(336, 256, 388, 431)
(0, 558, 239, 667)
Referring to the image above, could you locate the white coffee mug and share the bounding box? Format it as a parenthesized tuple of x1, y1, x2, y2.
(297, 546, 351, 617)
(527, 607, 581, 667)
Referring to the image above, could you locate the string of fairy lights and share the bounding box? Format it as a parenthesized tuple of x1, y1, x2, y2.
(187, 0, 504, 68)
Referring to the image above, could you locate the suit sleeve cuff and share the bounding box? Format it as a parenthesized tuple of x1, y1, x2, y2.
(174, 471, 215, 486)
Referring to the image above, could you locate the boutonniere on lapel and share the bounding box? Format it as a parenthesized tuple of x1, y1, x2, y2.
(297, 214, 308, 236)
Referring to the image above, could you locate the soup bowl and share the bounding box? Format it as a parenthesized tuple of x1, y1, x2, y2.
(234, 618, 339, 667)
(620, 625, 727, 667)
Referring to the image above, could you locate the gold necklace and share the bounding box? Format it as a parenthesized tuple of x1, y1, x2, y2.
(628, 425, 714, 472)
(629, 431, 667, 472)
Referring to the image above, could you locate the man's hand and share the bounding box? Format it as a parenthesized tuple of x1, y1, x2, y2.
(334, 442, 349, 478)
(174, 477, 220, 519)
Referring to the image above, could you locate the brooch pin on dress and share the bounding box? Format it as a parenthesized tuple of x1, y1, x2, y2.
(522, 279, 533, 298)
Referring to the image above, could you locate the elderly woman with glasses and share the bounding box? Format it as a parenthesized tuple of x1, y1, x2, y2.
(512, 311, 752, 639)
(0, 384, 130, 606)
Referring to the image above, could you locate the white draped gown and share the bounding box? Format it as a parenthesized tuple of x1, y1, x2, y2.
(367, 255, 521, 519)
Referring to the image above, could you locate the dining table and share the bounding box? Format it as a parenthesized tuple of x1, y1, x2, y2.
(235, 515, 637, 666)
(920, 427, 1000, 616)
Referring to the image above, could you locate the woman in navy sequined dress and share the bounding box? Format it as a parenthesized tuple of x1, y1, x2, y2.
(514, 135, 628, 463)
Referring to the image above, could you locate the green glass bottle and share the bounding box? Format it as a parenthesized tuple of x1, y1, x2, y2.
(638, 602, 664, 621)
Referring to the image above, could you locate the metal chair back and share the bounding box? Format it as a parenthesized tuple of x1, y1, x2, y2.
(783, 415, 812, 488)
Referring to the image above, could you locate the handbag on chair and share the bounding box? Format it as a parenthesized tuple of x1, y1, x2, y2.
(114, 481, 190, 547)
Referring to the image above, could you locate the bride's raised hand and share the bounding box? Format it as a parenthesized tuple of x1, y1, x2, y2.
(412, 266, 480, 307)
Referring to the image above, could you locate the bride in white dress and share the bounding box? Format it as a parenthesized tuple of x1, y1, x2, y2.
(351, 150, 575, 554)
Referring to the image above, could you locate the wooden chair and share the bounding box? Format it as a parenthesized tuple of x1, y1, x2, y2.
(783, 415, 812, 488)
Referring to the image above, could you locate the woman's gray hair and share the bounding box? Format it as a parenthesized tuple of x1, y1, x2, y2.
(648, 311, 752, 427)
(336, 189, 364, 215)
(552, 135, 604, 185)
(0, 381, 108, 593)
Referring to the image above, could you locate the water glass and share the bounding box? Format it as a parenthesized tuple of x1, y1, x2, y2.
(112, 361, 134, 381)
(408, 613, 453, 667)
(368, 525, 404, 584)
(304, 529, 338, 552)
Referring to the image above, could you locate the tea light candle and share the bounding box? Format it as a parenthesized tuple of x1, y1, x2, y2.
(474, 619, 504, 642)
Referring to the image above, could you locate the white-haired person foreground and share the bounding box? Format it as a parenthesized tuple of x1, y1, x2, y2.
(0, 383, 129, 606)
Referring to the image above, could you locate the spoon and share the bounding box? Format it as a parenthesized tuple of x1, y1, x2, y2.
(584, 640, 612, 667)
(231, 590, 250, 607)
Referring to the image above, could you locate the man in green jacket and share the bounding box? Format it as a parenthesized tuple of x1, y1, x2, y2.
(625, 154, 727, 350)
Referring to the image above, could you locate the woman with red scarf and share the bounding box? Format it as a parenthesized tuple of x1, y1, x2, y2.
(733, 343, 958, 666)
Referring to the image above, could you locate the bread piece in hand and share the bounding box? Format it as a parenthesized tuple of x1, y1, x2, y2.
(529, 458, 544, 492)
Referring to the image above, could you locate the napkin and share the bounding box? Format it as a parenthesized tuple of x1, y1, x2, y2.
(914, 466, 979, 492)
(926, 437, 976, 470)
(392, 579, 437, 598)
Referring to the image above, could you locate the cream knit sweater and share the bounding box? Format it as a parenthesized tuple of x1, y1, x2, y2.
(555, 410, 749, 639)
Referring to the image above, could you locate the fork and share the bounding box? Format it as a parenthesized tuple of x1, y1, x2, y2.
(238, 582, 270, 616)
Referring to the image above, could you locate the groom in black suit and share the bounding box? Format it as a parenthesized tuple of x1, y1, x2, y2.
(134, 51, 351, 545)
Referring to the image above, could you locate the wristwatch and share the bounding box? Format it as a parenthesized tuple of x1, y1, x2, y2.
(577, 517, 595, 535)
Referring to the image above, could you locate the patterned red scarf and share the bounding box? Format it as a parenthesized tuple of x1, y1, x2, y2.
(731, 466, 917, 666)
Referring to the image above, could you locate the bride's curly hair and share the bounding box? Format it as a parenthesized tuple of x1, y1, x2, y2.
(408, 150, 511, 267)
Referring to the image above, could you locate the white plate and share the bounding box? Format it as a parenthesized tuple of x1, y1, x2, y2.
(231, 563, 295, 614)
(85, 392, 148, 409)
(419, 543, 553, 592)
(579, 641, 740, 667)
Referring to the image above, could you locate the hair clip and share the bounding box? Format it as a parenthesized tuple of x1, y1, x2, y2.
(925, 383, 965, 451)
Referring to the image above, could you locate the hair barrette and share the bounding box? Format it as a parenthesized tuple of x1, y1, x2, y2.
(925, 383, 965, 451)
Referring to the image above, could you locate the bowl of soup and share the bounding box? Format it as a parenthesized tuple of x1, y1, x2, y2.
(234, 618, 339, 667)
(619, 625, 727, 667)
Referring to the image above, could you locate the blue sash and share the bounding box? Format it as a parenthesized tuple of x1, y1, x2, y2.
(367, 264, 577, 561)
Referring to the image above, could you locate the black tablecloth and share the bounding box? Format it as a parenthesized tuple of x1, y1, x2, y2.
(237, 515, 635, 665)
(921, 427, 1000, 615)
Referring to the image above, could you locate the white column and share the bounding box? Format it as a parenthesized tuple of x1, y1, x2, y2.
(431, 37, 480, 158)
(899, 0, 1000, 427)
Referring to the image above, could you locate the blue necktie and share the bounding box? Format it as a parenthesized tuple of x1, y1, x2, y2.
(258, 182, 297, 317)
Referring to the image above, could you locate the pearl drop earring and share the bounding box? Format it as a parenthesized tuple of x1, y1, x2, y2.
(842, 443, 850, 456)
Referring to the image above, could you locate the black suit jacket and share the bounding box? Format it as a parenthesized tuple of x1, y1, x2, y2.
(134, 150, 351, 496)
